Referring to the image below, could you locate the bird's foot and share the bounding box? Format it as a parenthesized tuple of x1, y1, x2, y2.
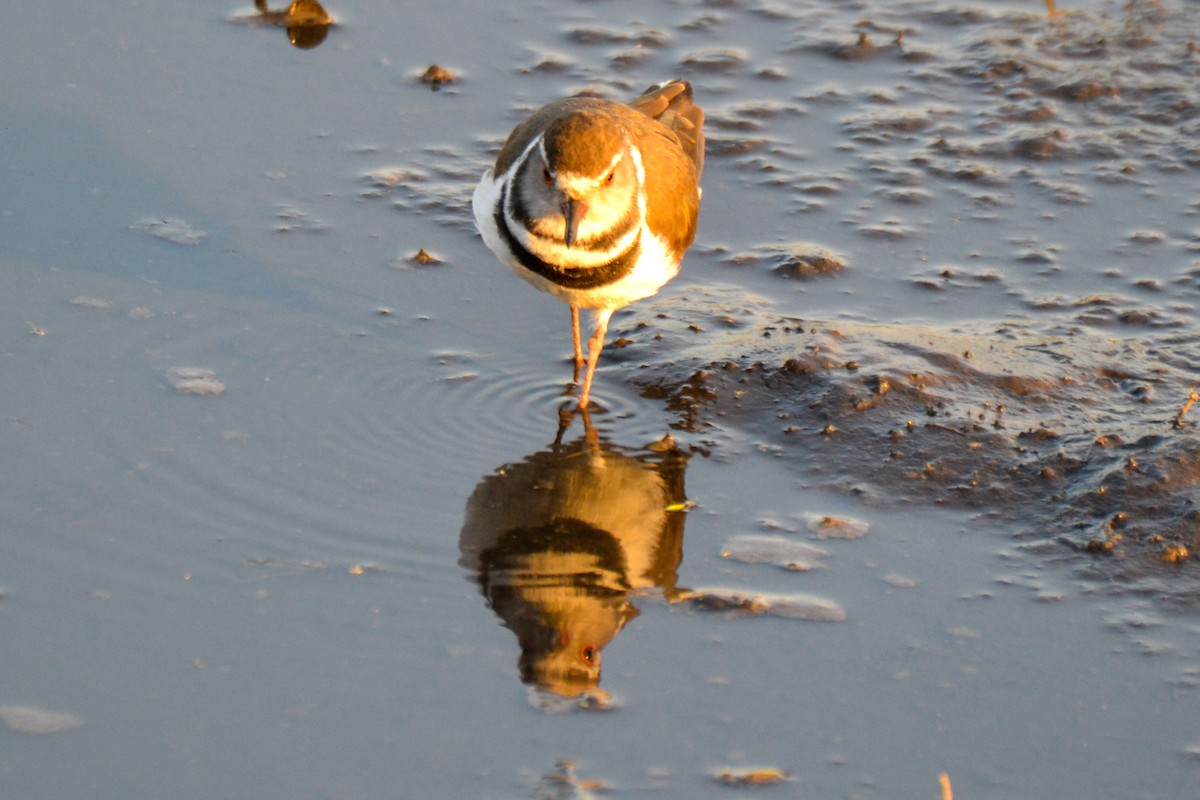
(554, 401, 599, 446)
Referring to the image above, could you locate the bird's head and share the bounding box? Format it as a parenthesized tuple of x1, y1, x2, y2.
(517, 112, 640, 249)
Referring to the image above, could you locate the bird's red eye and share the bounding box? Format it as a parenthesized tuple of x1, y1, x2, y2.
(542, 166, 553, 184)
(580, 645, 596, 665)
(603, 170, 615, 185)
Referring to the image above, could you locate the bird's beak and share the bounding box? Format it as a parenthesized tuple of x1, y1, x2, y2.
(562, 198, 587, 248)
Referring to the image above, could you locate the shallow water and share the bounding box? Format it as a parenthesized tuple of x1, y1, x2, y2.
(3, 0, 1200, 797)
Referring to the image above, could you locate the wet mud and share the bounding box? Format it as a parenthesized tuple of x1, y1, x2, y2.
(609, 287, 1200, 603)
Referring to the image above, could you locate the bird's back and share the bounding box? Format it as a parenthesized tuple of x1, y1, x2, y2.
(627, 81, 705, 180)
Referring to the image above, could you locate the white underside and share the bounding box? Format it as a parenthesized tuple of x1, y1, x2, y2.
(473, 152, 681, 313)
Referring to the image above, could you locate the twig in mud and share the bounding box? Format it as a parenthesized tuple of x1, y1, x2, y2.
(1174, 389, 1199, 429)
(939, 772, 953, 800)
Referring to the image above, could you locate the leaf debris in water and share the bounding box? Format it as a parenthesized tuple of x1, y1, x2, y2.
(680, 588, 846, 621)
(0, 705, 86, 734)
(710, 766, 790, 787)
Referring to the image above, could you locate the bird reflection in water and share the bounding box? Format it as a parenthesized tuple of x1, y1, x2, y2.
(240, 0, 334, 50)
(459, 411, 690, 710)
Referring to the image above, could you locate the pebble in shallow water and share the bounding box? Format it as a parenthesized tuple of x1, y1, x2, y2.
(725, 243, 847, 279)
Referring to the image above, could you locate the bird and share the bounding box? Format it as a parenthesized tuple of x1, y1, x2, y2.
(473, 79, 704, 409)
(459, 430, 689, 704)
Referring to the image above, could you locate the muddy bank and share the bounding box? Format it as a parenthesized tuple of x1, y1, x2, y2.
(575, 0, 1200, 608)
(606, 285, 1200, 605)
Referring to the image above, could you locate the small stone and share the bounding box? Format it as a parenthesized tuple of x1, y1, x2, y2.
(771, 244, 846, 279)
(420, 64, 456, 89)
(410, 248, 441, 265)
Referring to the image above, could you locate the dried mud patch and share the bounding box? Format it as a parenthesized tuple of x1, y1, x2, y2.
(610, 287, 1200, 605)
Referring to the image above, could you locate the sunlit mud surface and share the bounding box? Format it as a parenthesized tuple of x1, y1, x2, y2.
(559, 0, 1200, 607)
(4, 0, 1200, 798)
(611, 286, 1200, 604)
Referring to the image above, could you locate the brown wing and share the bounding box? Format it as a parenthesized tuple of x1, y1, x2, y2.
(628, 80, 705, 179)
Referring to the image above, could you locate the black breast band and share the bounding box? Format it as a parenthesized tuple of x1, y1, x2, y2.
(495, 182, 641, 291)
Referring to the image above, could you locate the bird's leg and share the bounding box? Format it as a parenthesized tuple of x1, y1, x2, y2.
(578, 309, 613, 409)
(554, 403, 576, 447)
(580, 406, 598, 447)
(570, 305, 584, 383)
